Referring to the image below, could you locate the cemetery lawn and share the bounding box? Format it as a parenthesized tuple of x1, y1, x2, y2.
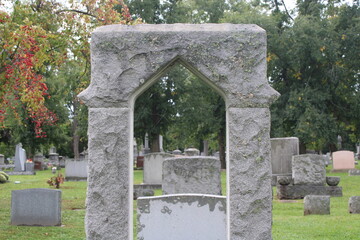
(0, 168, 360, 239)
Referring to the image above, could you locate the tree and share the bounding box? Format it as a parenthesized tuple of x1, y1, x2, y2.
(222, 0, 360, 153)
(0, 0, 139, 157)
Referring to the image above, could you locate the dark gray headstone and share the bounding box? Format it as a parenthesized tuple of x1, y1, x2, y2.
(271, 137, 299, 175)
(11, 188, 61, 226)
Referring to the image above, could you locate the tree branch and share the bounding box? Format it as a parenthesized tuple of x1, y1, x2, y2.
(55, 9, 99, 20)
(281, 0, 294, 21)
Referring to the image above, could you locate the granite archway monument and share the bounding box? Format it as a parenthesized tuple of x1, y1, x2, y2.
(79, 24, 279, 240)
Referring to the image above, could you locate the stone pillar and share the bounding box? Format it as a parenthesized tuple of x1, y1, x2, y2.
(228, 108, 272, 239)
(86, 108, 131, 239)
(203, 140, 209, 156)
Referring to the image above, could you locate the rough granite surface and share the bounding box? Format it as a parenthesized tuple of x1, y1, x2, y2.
(78, 24, 279, 240)
(292, 154, 326, 186)
(349, 196, 360, 214)
(162, 157, 221, 195)
(86, 108, 130, 239)
(228, 108, 272, 240)
(304, 195, 330, 215)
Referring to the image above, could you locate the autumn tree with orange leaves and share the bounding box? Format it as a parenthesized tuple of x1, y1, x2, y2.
(0, 0, 139, 157)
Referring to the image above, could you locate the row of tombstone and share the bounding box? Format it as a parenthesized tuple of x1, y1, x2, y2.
(137, 153, 225, 240)
(271, 137, 357, 182)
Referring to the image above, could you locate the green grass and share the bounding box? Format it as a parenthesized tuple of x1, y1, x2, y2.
(1, 168, 360, 239)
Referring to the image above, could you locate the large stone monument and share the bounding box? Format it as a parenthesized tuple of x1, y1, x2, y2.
(79, 24, 279, 240)
(14, 143, 26, 172)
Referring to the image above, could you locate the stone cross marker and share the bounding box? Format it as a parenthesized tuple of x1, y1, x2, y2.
(78, 24, 279, 240)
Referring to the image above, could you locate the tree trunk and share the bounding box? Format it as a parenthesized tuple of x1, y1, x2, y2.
(299, 141, 307, 154)
(72, 116, 80, 160)
(218, 126, 226, 169)
(150, 133, 160, 152)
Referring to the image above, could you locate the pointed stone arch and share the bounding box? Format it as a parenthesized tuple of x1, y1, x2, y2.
(79, 24, 279, 240)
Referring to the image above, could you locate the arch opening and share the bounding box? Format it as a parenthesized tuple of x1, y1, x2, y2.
(132, 61, 227, 239)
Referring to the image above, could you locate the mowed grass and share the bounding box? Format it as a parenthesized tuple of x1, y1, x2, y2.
(1, 167, 360, 239)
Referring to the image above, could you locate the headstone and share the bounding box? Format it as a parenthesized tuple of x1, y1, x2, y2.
(58, 156, 66, 168)
(143, 152, 174, 184)
(332, 150, 355, 171)
(25, 162, 34, 172)
(162, 156, 221, 195)
(349, 196, 360, 214)
(203, 140, 209, 156)
(14, 143, 26, 172)
(159, 135, 163, 152)
(270, 137, 299, 184)
(65, 159, 88, 181)
(349, 169, 360, 176)
(11, 188, 61, 226)
(292, 154, 326, 186)
(137, 194, 226, 240)
(304, 195, 330, 215)
(144, 133, 150, 154)
(172, 149, 182, 155)
(184, 148, 200, 156)
(79, 24, 278, 240)
(49, 146, 56, 154)
(0, 154, 4, 165)
(49, 153, 59, 166)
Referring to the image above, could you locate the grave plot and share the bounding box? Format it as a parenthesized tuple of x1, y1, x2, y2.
(276, 154, 343, 199)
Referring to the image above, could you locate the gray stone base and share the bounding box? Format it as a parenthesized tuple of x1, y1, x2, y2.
(0, 164, 15, 170)
(348, 169, 360, 176)
(277, 185, 342, 199)
(7, 171, 36, 175)
(65, 177, 87, 181)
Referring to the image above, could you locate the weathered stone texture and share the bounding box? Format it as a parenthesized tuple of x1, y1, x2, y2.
(79, 24, 279, 109)
(228, 108, 272, 240)
(86, 108, 130, 239)
(304, 195, 330, 215)
(162, 157, 221, 195)
(78, 24, 279, 240)
(277, 185, 343, 199)
(292, 154, 326, 186)
(137, 194, 226, 240)
(349, 196, 360, 214)
(271, 137, 299, 175)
